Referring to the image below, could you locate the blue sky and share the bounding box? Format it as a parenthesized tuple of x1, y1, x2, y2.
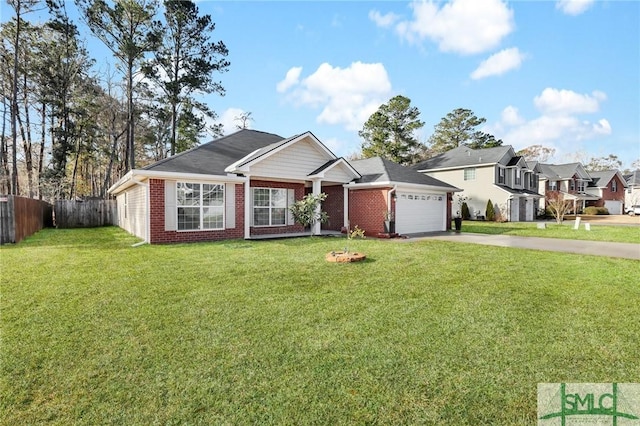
(3, 0, 639, 168)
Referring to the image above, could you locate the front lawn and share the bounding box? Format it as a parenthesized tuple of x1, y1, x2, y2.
(459, 220, 640, 243)
(2, 228, 639, 424)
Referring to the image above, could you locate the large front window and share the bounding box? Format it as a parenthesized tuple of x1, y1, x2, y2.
(253, 188, 287, 226)
(177, 182, 224, 230)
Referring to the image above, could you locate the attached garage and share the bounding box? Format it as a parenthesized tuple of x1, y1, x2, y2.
(604, 200, 623, 215)
(347, 157, 460, 236)
(395, 191, 446, 234)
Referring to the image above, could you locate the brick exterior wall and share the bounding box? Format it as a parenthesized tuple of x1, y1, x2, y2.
(249, 180, 305, 236)
(348, 188, 389, 236)
(588, 174, 626, 208)
(321, 185, 345, 231)
(149, 179, 244, 244)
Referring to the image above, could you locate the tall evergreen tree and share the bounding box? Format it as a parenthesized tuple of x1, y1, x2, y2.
(143, 0, 229, 156)
(428, 108, 503, 155)
(78, 0, 160, 171)
(359, 95, 425, 166)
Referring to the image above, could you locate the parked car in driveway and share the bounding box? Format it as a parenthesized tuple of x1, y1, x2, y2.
(625, 205, 640, 215)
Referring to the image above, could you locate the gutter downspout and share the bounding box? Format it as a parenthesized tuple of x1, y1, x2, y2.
(387, 185, 397, 218)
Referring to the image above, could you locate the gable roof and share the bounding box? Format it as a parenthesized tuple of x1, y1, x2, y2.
(538, 162, 591, 180)
(587, 170, 628, 188)
(350, 157, 459, 190)
(412, 145, 514, 171)
(143, 129, 285, 176)
(624, 169, 640, 186)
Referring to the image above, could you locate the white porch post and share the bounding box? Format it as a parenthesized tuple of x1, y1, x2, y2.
(312, 179, 322, 235)
(343, 186, 349, 231)
(244, 177, 251, 239)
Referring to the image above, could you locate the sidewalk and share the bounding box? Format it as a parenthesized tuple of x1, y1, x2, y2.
(400, 232, 640, 260)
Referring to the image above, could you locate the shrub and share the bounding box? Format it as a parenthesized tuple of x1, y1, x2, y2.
(461, 202, 470, 220)
(583, 206, 609, 215)
(486, 199, 495, 221)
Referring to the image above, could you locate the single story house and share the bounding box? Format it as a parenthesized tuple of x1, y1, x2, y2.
(108, 129, 459, 244)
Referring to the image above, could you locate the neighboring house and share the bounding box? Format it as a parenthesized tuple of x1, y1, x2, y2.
(584, 170, 628, 214)
(108, 129, 458, 244)
(623, 169, 640, 209)
(412, 145, 542, 222)
(537, 163, 598, 213)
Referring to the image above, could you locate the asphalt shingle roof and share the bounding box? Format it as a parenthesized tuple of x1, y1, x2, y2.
(623, 169, 640, 186)
(412, 145, 513, 171)
(351, 157, 458, 189)
(587, 170, 616, 187)
(143, 129, 285, 175)
(538, 163, 584, 179)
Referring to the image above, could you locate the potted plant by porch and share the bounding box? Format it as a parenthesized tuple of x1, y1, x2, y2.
(453, 195, 468, 233)
(383, 210, 395, 234)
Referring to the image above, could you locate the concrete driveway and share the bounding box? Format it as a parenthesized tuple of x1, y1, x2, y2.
(402, 232, 640, 260)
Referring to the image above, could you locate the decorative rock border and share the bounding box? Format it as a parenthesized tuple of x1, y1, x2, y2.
(325, 251, 366, 263)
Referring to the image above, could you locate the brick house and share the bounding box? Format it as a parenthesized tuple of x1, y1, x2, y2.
(108, 130, 458, 244)
(584, 170, 628, 214)
(537, 164, 628, 214)
(537, 163, 599, 213)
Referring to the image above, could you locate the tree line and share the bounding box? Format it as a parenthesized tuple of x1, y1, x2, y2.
(1, 0, 229, 200)
(357, 95, 639, 172)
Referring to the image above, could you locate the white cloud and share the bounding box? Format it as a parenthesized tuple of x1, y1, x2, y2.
(556, 0, 595, 16)
(218, 108, 251, 135)
(501, 105, 525, 126)
(277, 61, 393, 131)
(394, 0, 514, 55)
(276, 67, 302, 93)
(369, 10, 400, 28)
(533, 88, 606, 116)
(470, 47, 525, 80)
(489, 88, 611, 152)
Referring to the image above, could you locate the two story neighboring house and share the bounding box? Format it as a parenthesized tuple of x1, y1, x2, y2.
(624, 170, 640, 209)
(537, 163, 598, 213)
(585, 170, 628, 214)
(413, 145, 542, 221)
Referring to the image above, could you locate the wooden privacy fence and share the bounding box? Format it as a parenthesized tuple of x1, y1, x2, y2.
(0, 195, 53, 244)
(54, 199, 117, 228)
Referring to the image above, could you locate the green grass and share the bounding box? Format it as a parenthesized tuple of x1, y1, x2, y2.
(459, 220, 640, 243)
(2, 227, 639, 425)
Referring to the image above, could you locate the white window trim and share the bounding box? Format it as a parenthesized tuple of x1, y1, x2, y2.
(176, 181, 225, 232)
(498, 167, 505, 184)
(252, 187, 288, 227)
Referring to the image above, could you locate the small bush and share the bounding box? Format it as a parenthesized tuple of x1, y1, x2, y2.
(583, 206, 609, 215)
(461, 202, 471, 220)
(486, 199, 495, 221)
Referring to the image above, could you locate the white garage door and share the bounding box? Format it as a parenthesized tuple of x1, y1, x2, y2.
(604, 200, 622, 215)
(396, 191, 446, 234)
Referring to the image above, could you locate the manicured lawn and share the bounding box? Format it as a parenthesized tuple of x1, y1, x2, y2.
(1, 227, 639, 425)
(459, 220, 640, 243)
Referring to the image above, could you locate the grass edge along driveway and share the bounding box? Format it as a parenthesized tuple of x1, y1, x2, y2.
(1, 227, 639, 425)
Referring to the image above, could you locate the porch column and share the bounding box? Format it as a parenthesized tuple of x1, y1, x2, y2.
(244, 177, 251, 239)
(312, 179, 322, 235)
(343, 186, 349, 231)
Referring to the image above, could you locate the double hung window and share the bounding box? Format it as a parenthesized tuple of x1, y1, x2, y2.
(177, 182, 224, 230)
(253, 188, 287, 226)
